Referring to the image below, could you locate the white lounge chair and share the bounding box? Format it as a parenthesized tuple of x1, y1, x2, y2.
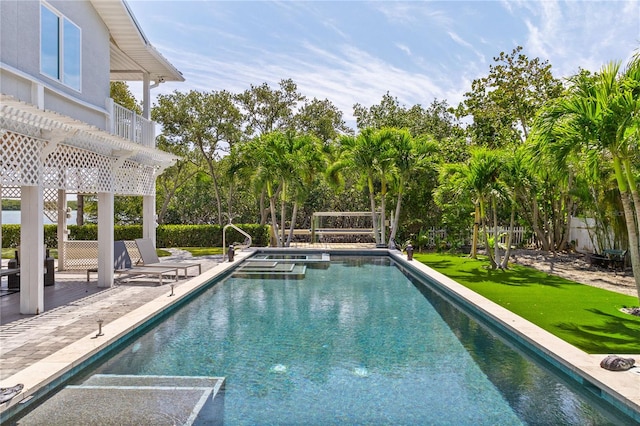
(87, 241, 179, 286)
(135, 238, 202, 278)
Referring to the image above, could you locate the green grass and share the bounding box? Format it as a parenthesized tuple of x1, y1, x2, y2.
(2, 248, 59, 259)
(177, 247, 224, 256)
(414, 252, 640, 354)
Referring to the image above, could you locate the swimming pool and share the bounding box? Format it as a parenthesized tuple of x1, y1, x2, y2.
(15, 254, 634, 424)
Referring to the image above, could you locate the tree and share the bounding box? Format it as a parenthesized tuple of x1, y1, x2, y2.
(530, 54, 640, 302)
(330, 129, 390, 245)
(459, 45, 563, 147)
(353, 92, 408, 130)
(236, 79, 305, 137)
(354, 94, 463, 141)
(385, 129, 437, 246)
(294, 98, 353, 142)
(437, 148, 508, 268)
(152, 90, 243, 225)
(110, 81, 141, 114)
(235, 130, 324, 247)
(236, 79, 306, 224)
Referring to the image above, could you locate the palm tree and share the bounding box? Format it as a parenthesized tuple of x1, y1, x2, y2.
(283, 132, 325, 246)
(236, 132, 285, 246)
(531, 54, 640, 302)
(385, 129, 437, 246)
(438, 148, 507, 269)
(329, 129, 386, 245)
(236, 130, 326, 247)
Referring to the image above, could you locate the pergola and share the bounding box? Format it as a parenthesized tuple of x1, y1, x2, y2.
(0, 0, 183, 315)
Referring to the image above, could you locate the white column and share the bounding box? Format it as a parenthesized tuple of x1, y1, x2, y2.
(142, 73, 156, 245)
(97, 192, 114, 288)
(142, 73, 150, 119)
(105, 97, 114, 134)
(142, 194, 156, 246)
(57, 189, 66, 270)
(0, 185, 3, 261)
(20, 185, 44, 314)
(31, 82, 44, 109)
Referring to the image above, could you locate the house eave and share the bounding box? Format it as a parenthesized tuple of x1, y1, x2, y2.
(89, 0, 184, 83)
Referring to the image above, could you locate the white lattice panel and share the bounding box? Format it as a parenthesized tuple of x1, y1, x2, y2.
(1, 131, 43, 186)
(44, 143, 116, 193)
(1, 96, 175, 201)
(43, 188, 58, 223)
(63, 240, 99, 270)
(1, 187, 21, 198)
(115, 161, 156, 196)
(63, 240, 141, 270)
(0, 116, 41, 137)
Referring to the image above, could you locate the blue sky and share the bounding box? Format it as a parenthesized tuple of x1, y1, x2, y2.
(126, 0, 640, 128)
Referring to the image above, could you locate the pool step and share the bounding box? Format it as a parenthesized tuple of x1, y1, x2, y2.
(249, 252, 331, 263)
(233, 263, 307, 279)
(17, 375, 225, 424)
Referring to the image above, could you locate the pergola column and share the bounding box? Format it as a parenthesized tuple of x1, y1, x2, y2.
(57, 189, 67, 270)
(142, 194, 156, 246)
(97, 192, 114, 288)
(20, 185, 44, 314)
(0, 185, 3, 262)
(142, 74, 156, 246)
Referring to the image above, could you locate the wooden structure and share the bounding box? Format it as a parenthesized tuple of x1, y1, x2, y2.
(310, 211, 378, 243)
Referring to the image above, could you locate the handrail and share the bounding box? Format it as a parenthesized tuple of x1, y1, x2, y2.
(223, 223, 252, 260)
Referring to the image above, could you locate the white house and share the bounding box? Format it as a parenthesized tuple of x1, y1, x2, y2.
(0, 0, 184, 314)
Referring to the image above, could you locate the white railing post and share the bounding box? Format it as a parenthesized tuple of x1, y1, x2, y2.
(131, 111, 137, 143)
(105, 98, 114, 134)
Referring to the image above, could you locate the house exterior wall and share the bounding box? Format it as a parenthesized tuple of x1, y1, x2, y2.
(1, 0, 111, 130)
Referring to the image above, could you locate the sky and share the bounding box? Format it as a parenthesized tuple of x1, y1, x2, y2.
(126, 0, 640, 129)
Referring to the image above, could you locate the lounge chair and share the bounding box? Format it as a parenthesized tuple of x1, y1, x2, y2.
(87, 241, 179, 286)
(135, 238, 202, 278)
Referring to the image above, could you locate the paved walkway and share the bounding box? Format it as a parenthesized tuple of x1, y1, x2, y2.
(0, 250, 222, 380)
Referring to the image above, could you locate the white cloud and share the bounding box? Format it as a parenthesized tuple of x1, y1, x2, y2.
(396, 43, 412, 56)
(127, 0, 640, 132)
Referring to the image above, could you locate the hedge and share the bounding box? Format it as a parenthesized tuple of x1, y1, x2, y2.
(1, 224, 270, 248)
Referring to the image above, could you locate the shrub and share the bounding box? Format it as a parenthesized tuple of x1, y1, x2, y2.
(2, 223, 270, 248)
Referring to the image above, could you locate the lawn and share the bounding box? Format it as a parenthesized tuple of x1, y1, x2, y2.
(414, 252, 640, 354)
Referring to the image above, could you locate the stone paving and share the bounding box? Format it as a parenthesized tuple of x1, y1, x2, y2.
(0, 251, 221, 381)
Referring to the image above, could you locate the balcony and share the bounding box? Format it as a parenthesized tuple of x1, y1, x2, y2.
(111, 101, 156, 148)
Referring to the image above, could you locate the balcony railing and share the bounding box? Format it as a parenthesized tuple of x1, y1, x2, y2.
(111, 102, 155, 148)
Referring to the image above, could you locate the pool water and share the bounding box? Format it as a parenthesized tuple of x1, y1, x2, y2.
(81, 256, 615, 424)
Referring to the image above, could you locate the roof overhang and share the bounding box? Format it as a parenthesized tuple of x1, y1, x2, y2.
(89, 0, 184, 83)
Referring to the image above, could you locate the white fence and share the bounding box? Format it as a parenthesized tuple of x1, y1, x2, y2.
(419, 219, 602, 252)
(416, 226, 535, 248)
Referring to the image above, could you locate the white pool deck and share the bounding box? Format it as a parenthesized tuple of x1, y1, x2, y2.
(0, 243, 638, 423)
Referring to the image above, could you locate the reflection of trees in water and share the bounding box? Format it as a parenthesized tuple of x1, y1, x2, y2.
(413, 277, 615, 425)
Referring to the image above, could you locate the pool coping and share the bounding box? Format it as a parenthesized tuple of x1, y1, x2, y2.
(1, 248, 638, 422)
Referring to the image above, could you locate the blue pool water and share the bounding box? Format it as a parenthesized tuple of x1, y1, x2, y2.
(66, 255, 624, 425)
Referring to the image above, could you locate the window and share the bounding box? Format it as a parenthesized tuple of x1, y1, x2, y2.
(40, 3, 81, 91)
